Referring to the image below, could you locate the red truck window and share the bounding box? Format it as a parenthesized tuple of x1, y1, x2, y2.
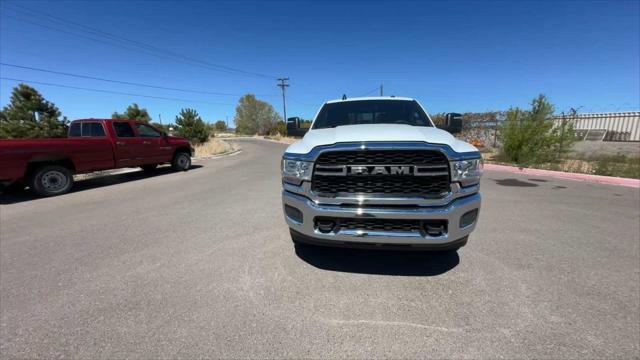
(135, 123, 162, 138)
(68, 122, 106, 137)
(69, 123, 81, 136)
(112, 122, 135, 137)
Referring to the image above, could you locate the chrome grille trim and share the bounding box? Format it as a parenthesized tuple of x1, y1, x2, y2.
(312, 149, 450, 198)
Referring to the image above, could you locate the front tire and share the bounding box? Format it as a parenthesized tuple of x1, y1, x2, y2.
(30, 165, 74, 197)
(172, 151, 191, 171)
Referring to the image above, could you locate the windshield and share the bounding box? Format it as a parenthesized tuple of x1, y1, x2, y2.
(312, 100, 433, 129)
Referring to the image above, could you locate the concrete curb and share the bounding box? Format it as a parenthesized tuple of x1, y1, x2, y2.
(484, 163, 640, 188)
(192, 149, 242, 161)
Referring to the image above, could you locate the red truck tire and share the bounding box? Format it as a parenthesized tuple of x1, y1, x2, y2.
(172, 151, 191, 171)
(30, 165, 74, 197)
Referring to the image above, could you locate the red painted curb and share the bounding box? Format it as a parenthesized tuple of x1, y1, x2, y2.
(484, 163, 640, 188)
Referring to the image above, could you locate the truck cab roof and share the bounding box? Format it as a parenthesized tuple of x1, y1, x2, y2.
(325, 96, 415, 104)
(72, 118, 137, 123)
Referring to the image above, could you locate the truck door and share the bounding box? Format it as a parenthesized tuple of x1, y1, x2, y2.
(133, 123, 173, 164)
(111, 121, 146, 167)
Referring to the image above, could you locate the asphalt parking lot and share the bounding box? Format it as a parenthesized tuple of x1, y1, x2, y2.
(1, 138, 639, 359)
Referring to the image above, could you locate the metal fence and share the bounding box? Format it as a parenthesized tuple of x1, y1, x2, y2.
(553, 112, 640, 142)
(458, 120, 502, 148)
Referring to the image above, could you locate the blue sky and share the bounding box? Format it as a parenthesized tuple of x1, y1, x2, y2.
(1, 0, 639, 124)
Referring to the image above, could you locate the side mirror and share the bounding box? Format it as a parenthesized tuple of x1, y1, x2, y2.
(286, 117, 308, 137)
(437, 113, 463, 134)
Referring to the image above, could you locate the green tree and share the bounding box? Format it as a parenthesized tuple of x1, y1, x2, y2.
(234, 94, 281, 135)
(213, 120, 228, 132)
(0, 83, 66, 138)
(112, 103, 152, 122)
(174, 108, 211, 144)
(269, 120, 287, 136)
(500, 94, 574, 165)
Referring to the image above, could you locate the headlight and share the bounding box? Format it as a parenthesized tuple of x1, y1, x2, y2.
(282, 159, 313, 184)
(450, 158, 482, 184)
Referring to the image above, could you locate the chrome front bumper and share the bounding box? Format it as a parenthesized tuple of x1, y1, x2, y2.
(282, 190, 481, 246)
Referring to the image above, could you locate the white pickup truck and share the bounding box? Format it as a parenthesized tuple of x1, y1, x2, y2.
(281, 97, 482, 251)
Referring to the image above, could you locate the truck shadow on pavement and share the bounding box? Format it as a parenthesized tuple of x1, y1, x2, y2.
(0, 165, 203, 205)
(294, 245, 459, 276)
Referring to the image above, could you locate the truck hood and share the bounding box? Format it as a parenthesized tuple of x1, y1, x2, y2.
(285, 124, 478, 155)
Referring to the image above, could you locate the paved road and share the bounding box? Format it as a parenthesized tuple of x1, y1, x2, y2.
(1, 138, 639, 359)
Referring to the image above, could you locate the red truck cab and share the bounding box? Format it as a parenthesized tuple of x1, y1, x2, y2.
(0, 119, 193, 196)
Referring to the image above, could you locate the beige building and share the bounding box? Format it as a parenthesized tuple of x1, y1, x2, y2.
(553, 111, 640, 141)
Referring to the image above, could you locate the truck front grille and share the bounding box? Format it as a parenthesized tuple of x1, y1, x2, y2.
(314, 217, 448, 236)
(312, 150, 450, 198)
(338, 218, 423, 232)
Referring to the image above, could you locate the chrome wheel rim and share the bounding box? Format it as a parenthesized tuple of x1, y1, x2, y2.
(41, 170, 68, 192)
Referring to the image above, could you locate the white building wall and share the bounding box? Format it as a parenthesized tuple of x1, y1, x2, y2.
(553, 112, 640, 141)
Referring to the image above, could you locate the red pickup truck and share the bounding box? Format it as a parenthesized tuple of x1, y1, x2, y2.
(0, 118, 193, 196)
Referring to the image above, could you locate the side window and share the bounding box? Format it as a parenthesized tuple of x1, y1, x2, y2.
(112, 122, 135, 137)
(135, 123, 161, 138)
(68, 123, 81, 137)
(81, 122, 106, 137)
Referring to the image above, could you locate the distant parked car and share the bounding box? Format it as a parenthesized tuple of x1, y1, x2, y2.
(0, 119, 193, 196)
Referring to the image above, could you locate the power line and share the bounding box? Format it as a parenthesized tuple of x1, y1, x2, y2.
(1, 12, 258, 79)
(0, 63, 277, 97)
(1, 3, 277, 80)
(3, 3, 276, 79)
(1, 13, 201, 68)
(0, 77, 236, 106)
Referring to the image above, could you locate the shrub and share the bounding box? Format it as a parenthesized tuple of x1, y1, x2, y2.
(269, 120, 287, 136)
(591, 155, 640, 179)
(174, 108, 211, 144)
(499, 94, 574, 165)
(213, 120, 228, 132)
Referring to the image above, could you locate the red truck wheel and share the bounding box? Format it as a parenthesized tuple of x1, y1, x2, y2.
(172, 152, 191, 171)
(30, 165, 74, 197)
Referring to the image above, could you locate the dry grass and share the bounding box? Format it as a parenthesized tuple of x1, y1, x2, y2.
(214, 132, 237, 138)
(193, 138, 236, 158)
(262, 134, 299, 144)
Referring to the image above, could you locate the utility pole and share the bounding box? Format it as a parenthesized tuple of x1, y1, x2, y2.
(380, 84, 383, 96)
(277, 77, 290, 122)
(558, 111, 566, 159)
(158, 114, 162, 125)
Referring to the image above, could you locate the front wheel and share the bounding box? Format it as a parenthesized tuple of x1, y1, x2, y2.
(171, 152, 191, 171)
(30, 165, 74, 197)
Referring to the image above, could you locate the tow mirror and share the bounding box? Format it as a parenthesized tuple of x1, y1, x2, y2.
(437, 113, 463, 134)
(286, 117, 308, 137)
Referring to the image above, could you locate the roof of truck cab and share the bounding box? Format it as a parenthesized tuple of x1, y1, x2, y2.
(325, 96, 415, 104)
(72, 118, 134, 122)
